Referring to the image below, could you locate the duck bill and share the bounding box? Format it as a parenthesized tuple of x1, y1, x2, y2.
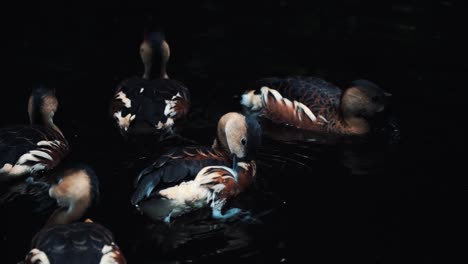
(232, 154, 238, 171)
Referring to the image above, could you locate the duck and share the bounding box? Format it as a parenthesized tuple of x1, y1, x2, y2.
(111, 31, 190, 138)
(24, 219, 126, 264)
(0, 164, 100, 263)
(0, 86, 69, 181)
(240, 76, 391, 136)
(1, 163, 99, 228)
(130, 112, 261, 223)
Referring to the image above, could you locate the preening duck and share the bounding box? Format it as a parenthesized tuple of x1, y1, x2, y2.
(25, 219, 126, 264)
(1, 164, 99, 228)
(0, 86, 69, 181)
(241, 76, 391, 135)
(111, 32, 190, 137)
(131, 112, 261, 222)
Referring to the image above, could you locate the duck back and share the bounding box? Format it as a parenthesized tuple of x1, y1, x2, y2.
(112, 77, 190, 135)
(256, 76, 342, 120)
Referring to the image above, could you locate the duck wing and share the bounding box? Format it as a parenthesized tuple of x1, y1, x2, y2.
(256, 76, 342, 116)
(131, 146, 229, 206)
(0, 125, 69, 180)
(27, 222, 125, 264)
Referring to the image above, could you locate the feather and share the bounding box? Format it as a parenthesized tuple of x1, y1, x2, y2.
(131, 146, 229, 206)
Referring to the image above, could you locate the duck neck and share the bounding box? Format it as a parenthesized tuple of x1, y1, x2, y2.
(43, 117, 62, 136)
(340, 113, 369, 135)
(43, 199, 89, 228)
(30, 108, 63, 137)
(143, 59, 168, 80)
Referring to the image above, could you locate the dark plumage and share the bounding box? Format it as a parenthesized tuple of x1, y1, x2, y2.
(25, 221, 126, 264)
(112, 77, 190, 135)
(0, 86, 69, 181)
(111, 31, 190, 137)
(0, 126, 67, 179)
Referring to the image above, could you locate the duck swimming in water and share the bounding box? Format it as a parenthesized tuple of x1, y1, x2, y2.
(0, 86, 69, 181)
(111, 32, 190, 138)
(1, 164, 99, 228)
(241, 76, 391, 135)
(3, 165, 122, 264)
(25, 219, 126, 264)
(131, 112, 261, 223)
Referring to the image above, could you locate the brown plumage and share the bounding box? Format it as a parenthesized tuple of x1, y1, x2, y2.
(241, 76, 390, 135)
(25, 221, 125, 264)
(131, 112, 261, 206)
(201, 160, 256, 200)
(236, 160, 257, 192)
(131, 112, 261, 222)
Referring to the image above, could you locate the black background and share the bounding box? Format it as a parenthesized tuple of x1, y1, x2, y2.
(1, 1, 464, 263)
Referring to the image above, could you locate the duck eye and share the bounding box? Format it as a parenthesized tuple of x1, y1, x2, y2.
(241, 138, 247, 145)
(371, 96, 380, 102)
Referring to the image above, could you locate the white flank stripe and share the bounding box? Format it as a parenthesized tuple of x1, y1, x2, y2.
(318, 115, 329, 123)
(259, 86, 318, 123)
(29, 150, 53, 160)
(266, 87, 283, 102)
(283, 98, 293, 108)
(115, 91, 131, 108)
(37, 148, 53, 154)
(37, 141, 54, 147)
(260, 87, 270, 103)
(30, 164, 46, 173)
(237, 162, 249, 170)
(292, 101, 302, 121)
(17, 153, 41, 164)
(296, 101, 317, 122)
(28, 249, 50, 264)
(49, 140, 62, 148)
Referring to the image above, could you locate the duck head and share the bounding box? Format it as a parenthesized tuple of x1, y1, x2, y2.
(140, 31, 170, 79)
(28, 86, 61, 133)
(340, 80, 391, 134)
(44, 164, 99, 228)
(214, 112, 262, 162)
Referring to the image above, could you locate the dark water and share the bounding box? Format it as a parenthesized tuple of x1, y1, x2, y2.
(1, 2, 463, 263)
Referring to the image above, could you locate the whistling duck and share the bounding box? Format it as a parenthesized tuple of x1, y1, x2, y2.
(131, 112, 261, 222)
(1, 164, 99, 228)
(241, 76, 391, 135)
(0, 86, 69, 181)
(25, 219, 126, 264)
(111, 32, 190, 138)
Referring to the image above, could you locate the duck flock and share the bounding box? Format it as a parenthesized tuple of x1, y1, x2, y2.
(0, 32, 392, 263)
